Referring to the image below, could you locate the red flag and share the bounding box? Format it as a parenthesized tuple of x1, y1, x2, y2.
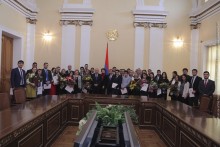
(104, 43, 109, 75)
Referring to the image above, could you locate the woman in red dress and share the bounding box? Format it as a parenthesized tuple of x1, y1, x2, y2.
(49, 67, 57, 95)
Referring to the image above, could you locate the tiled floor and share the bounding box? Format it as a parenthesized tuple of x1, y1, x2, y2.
(51, 126, 166, 147)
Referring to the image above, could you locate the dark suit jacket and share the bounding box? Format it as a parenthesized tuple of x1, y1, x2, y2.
(41, 69, 52, 84)
(111, 75, 122, 89)
(154, 75, 163, 84)
(198, 79, 215, 96)
(190, 76, 202, 96)
(106, 74, 114, 90)
(10, 68, 26, 88)
(91, 74, 102, 86)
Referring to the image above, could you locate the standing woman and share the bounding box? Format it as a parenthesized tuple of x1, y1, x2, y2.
(148, 72, 157, 98)
(169, 75, 181, 101)
(179, 74, 190, 104)
(66, 71, 75, 94)
(49, 67, 57, 95)
(26, 67, 37, 99)
(58, 69, 67, 95)
(170, 71, 178, 85)
(35, 69, 43, 97)
(73, 70, 82, 93)
(159, 72, 169, 100)
(140, 73, 149, 96)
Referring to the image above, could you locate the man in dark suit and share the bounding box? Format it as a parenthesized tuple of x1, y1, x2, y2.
(111, 69, 122, 95)
(154, 70, 163, 83)
(26, 62, 37, 76)
(91, 68, 102, 94)
(188, 69, 202, 106)
(65, 65, 74, 76)
(106, 69, 114, 95)
(41, 62, 52, 95)
(198, 71, 215, 97)
(182, 68, 191, 82)
(10, 60, 26, 88)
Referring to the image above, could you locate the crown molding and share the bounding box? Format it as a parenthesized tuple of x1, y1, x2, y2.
(133, 9, 168, 28)
(2, 0, 38, 21)
(190, 0, 220, 28)
(60, 3, 94, 25)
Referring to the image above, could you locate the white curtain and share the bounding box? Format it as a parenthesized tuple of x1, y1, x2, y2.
(207, 45, 220, 95)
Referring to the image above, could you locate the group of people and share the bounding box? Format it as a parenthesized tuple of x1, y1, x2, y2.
(10, 60, 215, 106)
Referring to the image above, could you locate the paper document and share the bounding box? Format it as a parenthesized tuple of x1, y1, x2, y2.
(121, 88, 128, 94)
(189, 88, 195, 97)
(112, 83, 118, 88)
(157, 88, 162, 95)
(44, 84, 51, 89)
(53, 76, 58, 85)
(141, 84, 148, 91)
(65, 85, 74, 93)
(37, 87, 43, 95)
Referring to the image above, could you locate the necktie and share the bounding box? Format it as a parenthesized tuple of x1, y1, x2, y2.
(20, 69, 24, 85)
(191, 76, 194, 86)
(204, 80, 207, 87)
(45, 69, 48, 81)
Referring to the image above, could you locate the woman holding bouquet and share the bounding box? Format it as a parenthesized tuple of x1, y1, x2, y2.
(158, 72, 169, 100)
(26, 67, 37, 98)
(129, 72, 140, 95)
(49, 67, 57, 95)
(73, 70, 82, 93)
(65, 71, 75, 94)
(82, 70, 93, 93)
(140, 73, 149, 96)
(35, 69, 43, 97)
(148, 72, 158, 98)
(58, 69, 67, 95)
(169, 75, 181, 101)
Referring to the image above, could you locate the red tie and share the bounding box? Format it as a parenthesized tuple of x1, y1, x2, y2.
(204, 80, 207, 87)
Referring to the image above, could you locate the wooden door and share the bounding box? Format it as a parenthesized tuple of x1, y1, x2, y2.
(0, 35, 13, 93)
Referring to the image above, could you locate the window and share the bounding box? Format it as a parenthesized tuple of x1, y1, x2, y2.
(207, 45, 220, 95)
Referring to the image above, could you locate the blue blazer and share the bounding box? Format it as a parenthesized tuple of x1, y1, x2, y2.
(10, 68, 26, 88)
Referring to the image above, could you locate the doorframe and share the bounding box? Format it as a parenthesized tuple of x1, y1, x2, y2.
(0, 25, 24, 79)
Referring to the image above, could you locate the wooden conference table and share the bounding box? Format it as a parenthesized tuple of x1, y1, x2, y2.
(0, 94, 219, 147)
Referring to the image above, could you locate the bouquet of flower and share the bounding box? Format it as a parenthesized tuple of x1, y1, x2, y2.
(34, 75, 43, 87)
(66, 76, 75, 86)
(159, 82, 169, 89)
(27, 73, 37, 87)
(82, 76, 92, 83)
(59, 76, 67, 89)
(129, 80, 140, 91)
(149, 81, 158, 90)
(169, 84, 179, 96)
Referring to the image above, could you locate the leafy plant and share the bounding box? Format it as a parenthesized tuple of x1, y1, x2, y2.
(76, 102, 138, 135)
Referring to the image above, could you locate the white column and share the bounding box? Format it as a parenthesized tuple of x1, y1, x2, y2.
(80, 24, 91, 66)
(190, 29, 199, 71)
(61, 24, 76, 69)
(134, 26, 145, 69)
(149, 27, 164, 73)
(26, 23, 36, 69)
